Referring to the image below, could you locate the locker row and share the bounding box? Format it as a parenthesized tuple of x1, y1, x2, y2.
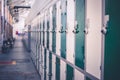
(23, 0, 120, 80)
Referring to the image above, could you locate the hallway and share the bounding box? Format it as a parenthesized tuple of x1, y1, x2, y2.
(0, 37, 40, 80)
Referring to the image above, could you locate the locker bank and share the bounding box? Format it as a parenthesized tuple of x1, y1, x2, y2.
(0, 0, 120, 80)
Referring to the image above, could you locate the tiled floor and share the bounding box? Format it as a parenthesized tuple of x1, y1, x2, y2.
(0, 37, 40, 80)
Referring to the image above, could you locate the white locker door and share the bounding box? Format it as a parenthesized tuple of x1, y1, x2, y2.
(74, 69, 84, 80)
(44, 12, 47, 48)
(38, 47, 41, 73)
(66, 0, 75, 64)
(60, 60, 66, 80)
(41, 47, 44, 80)
(56, 1, 61, 56)
(46, 50, 49, 80)
(52, 54, 56, 80)
(85, 0, 102, 79)
(49, 7, 53, 51)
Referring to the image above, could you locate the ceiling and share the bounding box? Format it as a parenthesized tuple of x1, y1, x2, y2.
(7, 0, 35, 22)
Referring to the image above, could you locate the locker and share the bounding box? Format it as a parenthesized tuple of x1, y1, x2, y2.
(60, 60, 66, 80)
(41, 15, 44, 46)
(40, 16, 42, 45)
(46, 50, 49, 80)
(46, 16, 50, 49)
(66, 0, 75, 64)
(44, 12, 47, 48)
(86, 77, 92, 80)
(66, 64, 74, 80)
(44, 49, 47, 80)
(43, 20, 45, 46)
(49, 52, 52, 80)
(85, 0, 102, 79)
(52, 4, 57, 53)
(38, 46, 42, 74)
(61, 0, 67, 59)
(74, 69, 84, 80)
(104, 0, 120, 80)
(56, 57, 60, 80)
(52, 54, 56, 80)
(75, 0, 85, 69)
(49, 7, 53, 51)
(56, 1, 61, 56)
(41, 47, 45, 80)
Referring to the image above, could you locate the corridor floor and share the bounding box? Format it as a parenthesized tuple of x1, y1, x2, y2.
(0, 37, 40, 80)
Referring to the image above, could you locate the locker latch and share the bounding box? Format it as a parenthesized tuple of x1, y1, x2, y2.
(101, 15, 109, 35)
(59, 26, 64, 33)
(72, 20, 79, 34)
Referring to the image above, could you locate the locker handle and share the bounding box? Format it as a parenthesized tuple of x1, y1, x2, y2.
(72, 22, 79, 34)
(59, 26, 64, 33)
(72, 25, 79, 34)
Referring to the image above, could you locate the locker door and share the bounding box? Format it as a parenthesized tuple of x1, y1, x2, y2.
(49, 7, 53, 51)
(41, 47, 45, 80)
(85, 0, 102, 79)
(47, 12, 50, 49)
(75, 0, 85, 69)
(74, 69, 84, 80)
(40, 22, 41, 45)
(49, 52, 52, 80)
(46, 50, 49, 80)
(52, 4, 57, 53)
(56, 57, 60, 80)
(61, 0, 67, 59)
(56, 1, 61, 56)
(66, 0, 75, 64)
(38, 46, 42, 74)
(43, 20, 45, 47)
(66, 64, 74, 80)
(104, 0, 120, 80)
(41, 15, 43, 46)
(60, 60, 66, 80)
(37, 24, 39, 70)
(52, 54, 56, 80)
(43, 49, 47, 80)
(44, 14, 46, 47)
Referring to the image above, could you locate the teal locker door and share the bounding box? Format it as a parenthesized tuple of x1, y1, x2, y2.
(49, 52, 52, 80)
(86, 77, 92, 80)
(43, 20, 45, 46)
(56, 57, 60, 80)
(52, 4, 56, 53)
(44, 49, 47, 80)
(41, 16, 43, 46)
(104, 0, 120, 80)
(40, 23, 41, 45)
(75, 0, 85, 69)
(61, 0, 67, 59)
(66, 64, 74, 80)
(47, 19, 50, 49)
